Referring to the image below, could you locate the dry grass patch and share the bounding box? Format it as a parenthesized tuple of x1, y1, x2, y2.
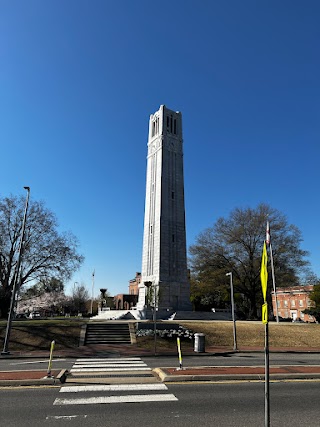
(136, 336, 194, 351)
(1, 319, 319, 352)
(179, 321, 320, 348)
(0, 320, 87, 351)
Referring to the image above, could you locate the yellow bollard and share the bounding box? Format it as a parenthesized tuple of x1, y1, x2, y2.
(176, 337, 183, 370)
(47, 340, 55, 377)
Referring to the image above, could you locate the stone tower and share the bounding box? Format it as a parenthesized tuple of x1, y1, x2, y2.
(137, 105, 191, 311)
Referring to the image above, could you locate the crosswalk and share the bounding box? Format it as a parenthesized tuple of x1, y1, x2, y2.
(53, 357, 178, 406)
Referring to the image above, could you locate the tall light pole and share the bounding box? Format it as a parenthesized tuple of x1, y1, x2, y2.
(226, 272, 237, 351)
(2, 186, 30, 355)
(90, 270, 95, 314)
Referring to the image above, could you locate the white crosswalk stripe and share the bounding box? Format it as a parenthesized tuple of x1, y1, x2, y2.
(54, 394, 178, 405)
(60, 384, 168, 393)
(75, 357, 144, 363)
(53, 356, 178, 407)
(70, 367, 151, 372)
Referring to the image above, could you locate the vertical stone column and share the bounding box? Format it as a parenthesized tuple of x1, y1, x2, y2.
(138, 105, 191, 311)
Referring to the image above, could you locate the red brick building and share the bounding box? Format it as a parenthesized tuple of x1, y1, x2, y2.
(271, 285, 316, 322)
(129, 272, 141, 295)
(113, 272, 141, 310)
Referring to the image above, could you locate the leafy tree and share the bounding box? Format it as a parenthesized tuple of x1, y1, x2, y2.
(304, 283, 320, 322)
(0, 194, 84, 317)
(189, 203, 310, 319)
(71, 283, 89, 314)
(190, 275, 229, 311)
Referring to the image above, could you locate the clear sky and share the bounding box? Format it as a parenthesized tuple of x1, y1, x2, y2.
(1, 0, 319, 297)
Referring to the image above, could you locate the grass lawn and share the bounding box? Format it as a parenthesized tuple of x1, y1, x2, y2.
(179, 321, 320, 349)
(0, 319, 319, 352)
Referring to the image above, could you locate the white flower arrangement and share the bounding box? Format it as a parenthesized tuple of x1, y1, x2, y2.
(136, 326, 193, 340)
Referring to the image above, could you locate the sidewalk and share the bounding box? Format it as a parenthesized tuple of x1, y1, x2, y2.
(155, 364, 320, 382)
(2, 343, 320, 359)
(1, 344, 320, 386)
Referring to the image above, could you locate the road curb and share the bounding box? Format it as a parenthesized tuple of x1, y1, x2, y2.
(0, 369, 68, 387)
(153, 368, 320, 383)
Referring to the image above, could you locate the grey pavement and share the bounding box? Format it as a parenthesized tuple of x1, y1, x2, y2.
(1, 344, 320, 386)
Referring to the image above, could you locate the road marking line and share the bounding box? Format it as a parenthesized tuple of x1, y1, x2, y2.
(46, 415, 88, 420)
(54, 394, 178, 405)
(70, 367, 151, 372)
(74, 360, 145, 366)
(10, 359, 66, 365)
(75, 358, 142, 362)
(74, 362, 146, 365)
(60, 384, 168, 393)
(72, 363, 147, 369)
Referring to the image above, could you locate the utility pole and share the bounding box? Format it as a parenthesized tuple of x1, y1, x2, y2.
(2, 187, 30, 355)
(226, 272, 237, 351)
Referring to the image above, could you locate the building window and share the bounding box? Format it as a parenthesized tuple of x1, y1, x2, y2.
(299, 300, 303, 307)
(284, 300, 288, 307)
(174, 119, 177, 134)
(171, 191, 175, 199)
(291, 300, 296, 307)
(277, 301, 280, 308)
(172, 234, 175, 243)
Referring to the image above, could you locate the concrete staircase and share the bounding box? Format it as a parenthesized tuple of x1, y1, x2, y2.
(84, 322, 132, 345)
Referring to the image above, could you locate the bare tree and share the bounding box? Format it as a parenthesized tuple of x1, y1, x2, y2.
(72, 283, 89, 314)
(189, 203, 310, 319)
(0, 195, 84, 317)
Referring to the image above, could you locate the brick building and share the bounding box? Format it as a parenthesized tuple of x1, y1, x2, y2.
(129, 272, 141, 295)
(271, 285, 315, 322)
(113, 272, 140, 310)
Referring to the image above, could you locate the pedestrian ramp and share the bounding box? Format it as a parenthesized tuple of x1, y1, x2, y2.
(53, 357, 178, 406)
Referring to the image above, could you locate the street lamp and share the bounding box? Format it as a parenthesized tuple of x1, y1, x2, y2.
(2, 186, 30, 355)
(144, 281, 157, 356)
(90, 271, 95, 315)
(226, 272, 237, 351)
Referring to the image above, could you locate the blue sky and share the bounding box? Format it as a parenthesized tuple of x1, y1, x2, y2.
(1, 0, 319, 297)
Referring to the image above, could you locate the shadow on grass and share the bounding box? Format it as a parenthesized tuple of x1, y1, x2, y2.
(0, 323, 84, 351)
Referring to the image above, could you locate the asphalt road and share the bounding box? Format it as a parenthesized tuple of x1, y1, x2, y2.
(1, 381, 319, 427)
(1, 352, 320, 372)
(141, 352, 320, 369)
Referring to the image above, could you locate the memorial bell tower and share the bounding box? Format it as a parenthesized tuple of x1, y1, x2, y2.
(137, 105, 191, 311)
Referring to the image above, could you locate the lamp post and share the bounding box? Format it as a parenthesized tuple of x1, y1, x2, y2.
(2, 186, 30, 355)
(226, 272, 237, 351)
(90, 271, 95, 315)
(144, 281, 157, 356)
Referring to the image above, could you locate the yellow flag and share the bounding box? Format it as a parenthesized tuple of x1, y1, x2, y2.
(262, 303, 268, 324)
(260, 241, 268, 302)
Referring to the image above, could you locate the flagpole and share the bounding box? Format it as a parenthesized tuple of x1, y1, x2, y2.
(269, 243, 279, 323)
(261, 241, 270, 427)
(265, 322, 270, 427)
(266, 221, 279, 323)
